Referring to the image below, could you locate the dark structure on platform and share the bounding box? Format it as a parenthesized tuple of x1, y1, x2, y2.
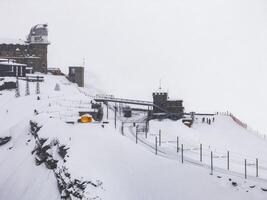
(68, 66, 84, 87)
(152, 92, 184, 119)
(0, 24, 50, 73)
(0, 59, 29, 77)
(47, 68, 63, 75)
(79, 103, 103, 122)
(123, 106, 132, 118)
(0, 81, 17, 91)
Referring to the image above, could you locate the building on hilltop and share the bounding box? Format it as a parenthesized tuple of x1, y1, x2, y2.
(152, 92, 184, 119)
(68, 66, 84, 87)
(0, 24, 50, 73)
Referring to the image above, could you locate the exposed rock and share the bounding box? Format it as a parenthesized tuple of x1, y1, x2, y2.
(232, 182, 238, 187)
(0, 136, 11, 146)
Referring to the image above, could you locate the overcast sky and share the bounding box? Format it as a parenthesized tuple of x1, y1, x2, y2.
(1, 0, 267, 134)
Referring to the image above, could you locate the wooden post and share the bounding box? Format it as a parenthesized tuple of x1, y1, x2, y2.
(227, 151, 230, 170)
(256, 158, 259, 177)
(155, 137, 158, 155)
(181, 144, 184, 163)
(159, 130, 161, 146)
(210, 151, 213, 175)
(200, 144, 202, 162)
(245, 159, 247, 179)
(177, 136, 179, 153)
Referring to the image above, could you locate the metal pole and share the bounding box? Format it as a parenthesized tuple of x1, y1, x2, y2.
(177, 136, 179, 153)
(210, 151, 213, 175)
(159, 130, 161, 146)
(245, 159, 247, 179)
(146, 120, 148, 136)
(200, 144, 202, 162)
(155, 137, 158, 155)
(227, 151, 230, 170)
(181, 144, 184, 163)
(114, 106, 117, 129)
(106, 102, 109, 119)
(256, 158, 259, 177)
(121, 122, 124, 135)
(136, 127, 138, 144)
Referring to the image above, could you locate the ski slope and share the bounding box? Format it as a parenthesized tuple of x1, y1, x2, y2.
(0, 74, 267, 199)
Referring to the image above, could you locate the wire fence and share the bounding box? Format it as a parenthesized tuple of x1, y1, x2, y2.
(120, 121, 267, 184)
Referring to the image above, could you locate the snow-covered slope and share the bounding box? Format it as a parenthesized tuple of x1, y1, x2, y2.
(0, 74, 267, 200)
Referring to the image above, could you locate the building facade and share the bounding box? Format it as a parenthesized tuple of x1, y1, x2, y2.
(153, 92, 184, 115)
(0, 24, 50, 73)
(0, 59, 28, 77)
(68, 66, 84, 87)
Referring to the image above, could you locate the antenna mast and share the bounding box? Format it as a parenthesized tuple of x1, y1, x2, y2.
(159, 79, 162, 91)
(83, 58, 85, 67)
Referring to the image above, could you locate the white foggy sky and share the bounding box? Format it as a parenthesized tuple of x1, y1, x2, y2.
(1, 0, 267, 134)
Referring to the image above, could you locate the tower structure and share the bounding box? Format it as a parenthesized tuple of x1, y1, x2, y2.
(0, 24, 50, 73)
(26, 24, 50, 73)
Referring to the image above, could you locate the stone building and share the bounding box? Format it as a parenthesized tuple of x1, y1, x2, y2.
(0, 24, 50, 73)
(68, 66, 84, 87)
(152, 92, 184, 119)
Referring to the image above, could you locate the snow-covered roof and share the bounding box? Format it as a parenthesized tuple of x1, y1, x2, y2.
(0, 38, 26, 45)
(0, 61, 26, 67)
(0, 58, 8, 63)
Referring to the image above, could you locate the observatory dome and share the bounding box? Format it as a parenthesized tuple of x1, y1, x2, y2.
(26, 24, 49, 44)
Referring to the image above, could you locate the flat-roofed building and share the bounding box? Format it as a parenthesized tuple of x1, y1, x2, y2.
(68, 66, 84, 87)
(0, 59, 29, 77)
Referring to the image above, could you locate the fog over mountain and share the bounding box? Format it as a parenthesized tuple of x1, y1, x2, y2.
(1, 0, 267, 134)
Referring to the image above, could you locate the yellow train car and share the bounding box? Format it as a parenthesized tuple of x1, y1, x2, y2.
(80, 114, 94, 123)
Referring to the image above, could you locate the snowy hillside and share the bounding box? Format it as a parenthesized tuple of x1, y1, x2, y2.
(0, 74, 267, 200)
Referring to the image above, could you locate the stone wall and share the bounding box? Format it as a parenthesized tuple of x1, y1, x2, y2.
(0, 43, 48, 73)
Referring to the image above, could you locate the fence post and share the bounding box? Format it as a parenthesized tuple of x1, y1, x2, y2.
(256, 158, 259, 177)
(114, 106, 117, 129)
(155, 137, 158, 155)
(177, 136, 179, 153)
(181, 144, 184, 163)
(210, 151, 213, 175)
(227, 151, 229, 170)
(106, 102, 109, 119)
(136, 127, 138, 144)
(200, 144, 202, 162)
(121, 122, 124, 135)
(245, 159, 247, 179)
(159, 130, 161, 146)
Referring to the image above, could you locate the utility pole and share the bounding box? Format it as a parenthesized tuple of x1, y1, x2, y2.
(25, 77, 30, 96)
(36, 76, 40, 94)
(15, 77, 20, 97)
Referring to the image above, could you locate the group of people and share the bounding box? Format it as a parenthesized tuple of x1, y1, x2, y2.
(201, 117, 215, 125)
